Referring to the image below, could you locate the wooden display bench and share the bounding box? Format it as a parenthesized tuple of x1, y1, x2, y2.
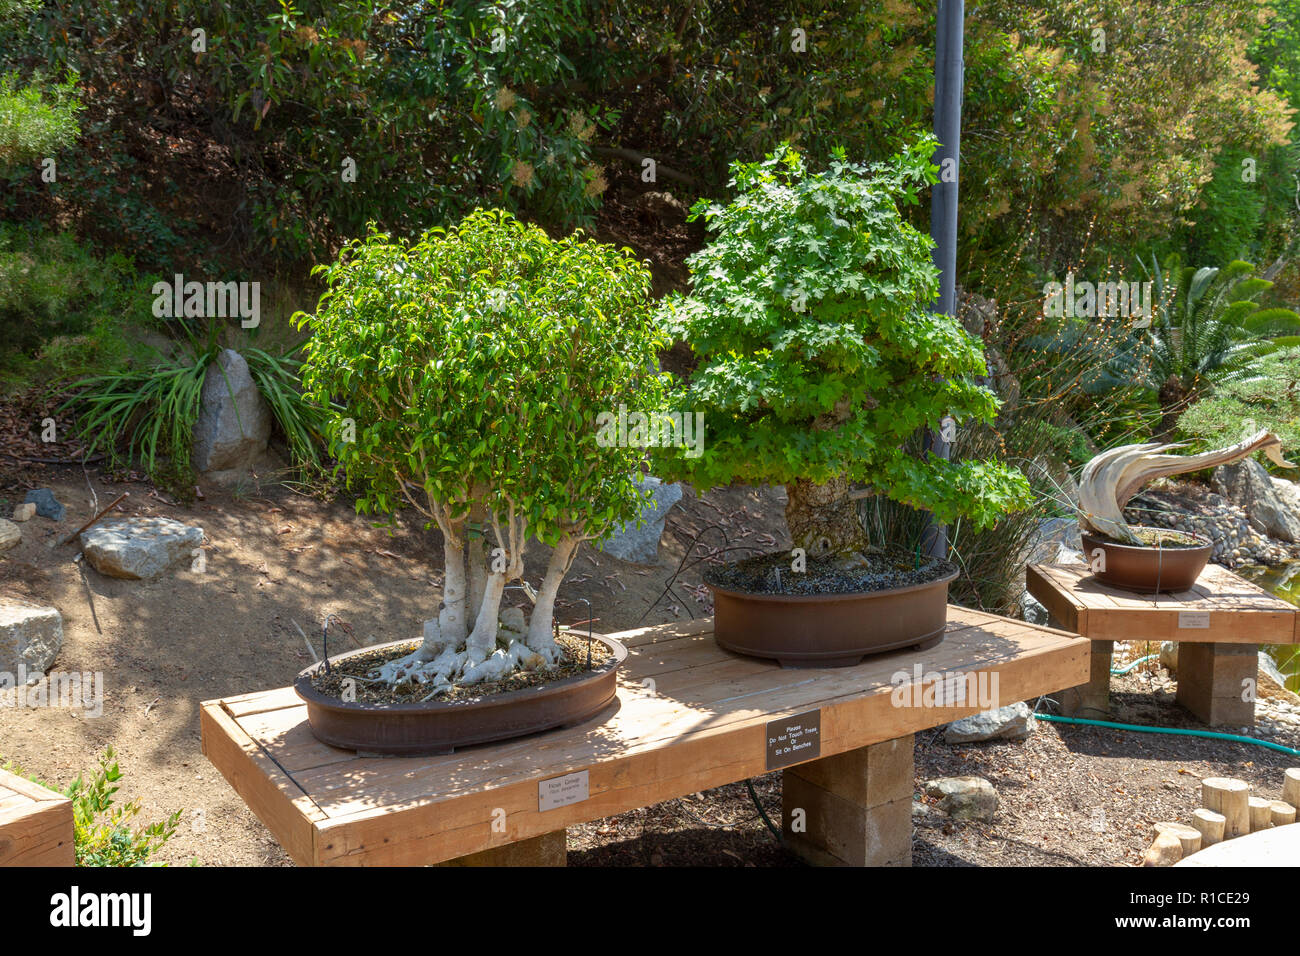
(0, 767, 74, 866)
(202, 609, 1087, 867)
(1027, 563, 1300, 727)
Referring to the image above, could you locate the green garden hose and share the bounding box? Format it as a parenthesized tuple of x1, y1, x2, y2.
(1110, 653, 1159, 676)
(1035, 712, 1300, 757)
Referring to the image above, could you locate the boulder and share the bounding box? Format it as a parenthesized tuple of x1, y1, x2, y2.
(0, 519, 19, 552)
(0, 600, 62, 682)
(597, 475, 683, 565)
(192, 348, 272, 476)
(23, 488, 64, 521)
(1212, 459, 1300, 543)
(923, 776, 998, 821)
(1272, 477, 1300, 522)
(1160, 641, 1178, 672)
(80, 516, 204, 580)
(944, 702, 1037, 744)
(11, 503, 36, 522)
(1019, 591, 1049, 626)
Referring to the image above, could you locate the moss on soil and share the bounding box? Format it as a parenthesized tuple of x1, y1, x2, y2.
(309, 631, 614, 705)
(703, 548, 957, 595)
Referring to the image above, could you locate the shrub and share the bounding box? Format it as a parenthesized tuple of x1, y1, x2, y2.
(2, 747, 181, 867)
(1177, 346, 1300, 454)
(0, 225, 146, 383)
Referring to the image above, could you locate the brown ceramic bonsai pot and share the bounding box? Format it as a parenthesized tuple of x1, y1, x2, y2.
(294, 634, 626, 756)
(707, 567, 958, 668)
(1080, 529, 1212, 594)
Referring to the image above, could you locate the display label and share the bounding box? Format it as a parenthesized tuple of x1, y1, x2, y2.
(1178, 611, 1210, 629)
(765, 709, 822, 770)
(538, 770, 589, 811)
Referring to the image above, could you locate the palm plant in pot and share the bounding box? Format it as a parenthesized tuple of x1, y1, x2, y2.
(292, 209, 668, 753)
(651, 140, 1033, 667)
(1076, 429, 1295, 593)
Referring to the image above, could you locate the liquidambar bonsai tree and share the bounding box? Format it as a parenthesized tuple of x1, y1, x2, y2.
(297, 209, 667, 693)
(651, 140, 1033, 664)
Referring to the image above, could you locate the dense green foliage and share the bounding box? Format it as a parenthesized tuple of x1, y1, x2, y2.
(0, 0, 1290, 274)
(0, 224, 147, 381)
(654, 141, 1032, 530)
(1177, 346, 1300, 453)
(297, 208, 668, 545)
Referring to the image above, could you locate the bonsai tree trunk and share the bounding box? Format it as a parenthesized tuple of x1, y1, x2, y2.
(785, 477, 869, 556)
(466, 527, 488, 625)
(414, 518, 467, 662)
(524, 533, 580, 664)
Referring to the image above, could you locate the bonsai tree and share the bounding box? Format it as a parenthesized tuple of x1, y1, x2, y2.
(653, 140, 1031, 562)
(297, 209, 667, 692)
(1076, 430, 1294, 545)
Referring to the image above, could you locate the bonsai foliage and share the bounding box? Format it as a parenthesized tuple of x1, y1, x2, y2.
(297, 209, 666, 691)
(653, 139, 1032, 557)
(1076, 430, 1295, 545)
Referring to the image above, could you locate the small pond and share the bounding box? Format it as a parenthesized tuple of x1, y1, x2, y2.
(1238, 561, 1300, 692)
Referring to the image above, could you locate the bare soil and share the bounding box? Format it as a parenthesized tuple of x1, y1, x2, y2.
(1, 460, 1294, 867)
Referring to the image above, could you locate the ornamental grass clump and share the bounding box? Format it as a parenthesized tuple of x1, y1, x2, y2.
(653, 139, 1032, 584)
(296, 209, 668, 693)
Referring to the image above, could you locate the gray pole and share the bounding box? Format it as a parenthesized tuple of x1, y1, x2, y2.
(922, 0, 964, 560)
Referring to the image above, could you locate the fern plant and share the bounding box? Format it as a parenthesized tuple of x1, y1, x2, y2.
(1131, 253, 1300, 436)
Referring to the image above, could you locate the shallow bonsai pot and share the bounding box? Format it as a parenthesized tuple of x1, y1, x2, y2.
(1080, 530, 1212, 594)
(706, 568, 958, 668)
(294, 634, 627, 756)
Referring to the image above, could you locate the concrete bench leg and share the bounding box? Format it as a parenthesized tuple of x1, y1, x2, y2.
(1176, 642, 1257, 728)
(1054, 639, 1112, 717)
(438, 829, 567, 867)
(781, 735, 913, 867)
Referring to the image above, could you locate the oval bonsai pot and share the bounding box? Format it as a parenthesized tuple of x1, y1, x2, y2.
(1080, 530, 1212, 594)
(707, 568, 959, 668)
(294, 634, 627, 756)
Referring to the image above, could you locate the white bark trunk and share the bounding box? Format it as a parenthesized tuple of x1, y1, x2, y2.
(467, 531, 488, 626)
(419, 533, 468, 660)
(525, 535, 579, 664)
(465, 571, 505, 664)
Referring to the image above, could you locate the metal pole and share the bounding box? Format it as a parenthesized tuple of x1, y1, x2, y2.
(921, 0, 964, 560)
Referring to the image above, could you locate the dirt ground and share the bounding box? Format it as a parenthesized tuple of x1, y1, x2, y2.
(1, 461, 1296, 867)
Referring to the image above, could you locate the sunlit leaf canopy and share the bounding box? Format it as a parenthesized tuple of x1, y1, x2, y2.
(296, 208, 671, 545)
(652, 139, 1033, 530)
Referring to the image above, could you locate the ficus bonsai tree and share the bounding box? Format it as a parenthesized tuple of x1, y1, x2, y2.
(653, 139, 1032, 564)
(296, 208, 668, 692)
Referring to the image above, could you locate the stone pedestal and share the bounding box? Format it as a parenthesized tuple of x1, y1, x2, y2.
(782, 735, 914, 867)
(1176, 642, 1257, 727)
(1054, 637, 1113, 717)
